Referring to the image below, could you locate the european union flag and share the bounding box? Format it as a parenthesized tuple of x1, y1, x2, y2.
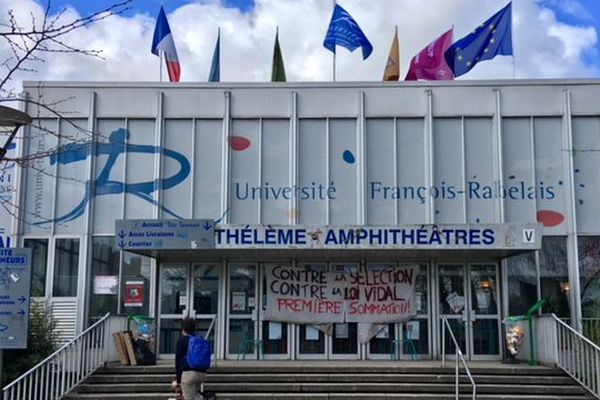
(445, 2, 513, 77)
(323, 4, 373, 60)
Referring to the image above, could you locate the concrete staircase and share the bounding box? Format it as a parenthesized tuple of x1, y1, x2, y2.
(64, 361, 594, 400)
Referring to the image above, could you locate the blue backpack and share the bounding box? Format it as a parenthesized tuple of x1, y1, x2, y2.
(186, 335, 212, 371)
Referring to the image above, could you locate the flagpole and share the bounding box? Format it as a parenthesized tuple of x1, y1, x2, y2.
(160, 52, 163, 83)
(332, 0, 336, 82)
(160, 0, 164, 82)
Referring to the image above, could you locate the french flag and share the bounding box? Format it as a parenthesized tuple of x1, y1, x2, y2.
(151, 6, 181, 82)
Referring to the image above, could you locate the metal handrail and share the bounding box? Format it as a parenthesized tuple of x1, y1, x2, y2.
(441, 316, 477, 400)
(551, 314, 600, 399)
(2, 312, 111, 400)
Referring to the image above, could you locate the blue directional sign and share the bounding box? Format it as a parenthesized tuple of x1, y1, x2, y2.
(0, 248, 32, 349)
(114, 219, 215, 250)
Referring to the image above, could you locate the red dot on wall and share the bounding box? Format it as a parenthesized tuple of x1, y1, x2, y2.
(536, 210, 565, 227)
(229, 136, 251, 151)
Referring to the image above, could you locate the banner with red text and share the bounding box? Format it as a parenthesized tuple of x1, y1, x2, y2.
(263, 264, 417, 324)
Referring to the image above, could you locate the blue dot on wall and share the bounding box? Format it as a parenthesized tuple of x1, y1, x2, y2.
(343, 150, 355, 164)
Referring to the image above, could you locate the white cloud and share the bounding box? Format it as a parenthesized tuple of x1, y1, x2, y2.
(0, 0, 598, 92)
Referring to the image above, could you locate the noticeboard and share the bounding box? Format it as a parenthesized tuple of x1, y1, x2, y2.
(0, 248, 32, 349)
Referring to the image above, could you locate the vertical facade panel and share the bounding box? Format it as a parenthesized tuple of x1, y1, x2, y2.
(163, 119, 194, 219)
(229, 119, 260, 224)
(433, 118, 464, 223)
(465, 118, 495, 224)
(502, 118, 536, 223)
(23, 119, 58, 234)
(365, 119, 395, 225)
(124, 120, 158, 220)
(534, 117, 568, 235)
(54, 120, 88, 234)
(193, 120, 224, 220)
(297, 119, 327, 224)
(572, 117, 600, 233)
(397, 119, 427, 224)
(329, 119, 358, 224)
(260, 120, 291, 225)
(93, 119, 126, 234)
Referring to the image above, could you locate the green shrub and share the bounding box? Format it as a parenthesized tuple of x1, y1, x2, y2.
(2, 302, 56, 387)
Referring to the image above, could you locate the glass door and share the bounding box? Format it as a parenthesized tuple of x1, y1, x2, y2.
(468, 263, 501, 360)
(191, 264, 220, 351)
(438, 264, 468, 359)
(158, 263, 221, 356)
(329, 263, 359, 360)
(437, 263, 501, 360)
(260, 264, 289, 359)
(296, 263, 327, 360)
(226, 263, 257, 359)
(159, 264, 189, 355)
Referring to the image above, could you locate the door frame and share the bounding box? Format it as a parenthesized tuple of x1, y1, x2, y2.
(467, 262, 503, 361)
(435, 262, 502, 361)
(157, 263, 189, 359)
(225, 262, 259, 359)
(157, 262, 222, 359)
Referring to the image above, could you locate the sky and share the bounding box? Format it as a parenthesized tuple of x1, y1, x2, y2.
(2, 0, 600, 91)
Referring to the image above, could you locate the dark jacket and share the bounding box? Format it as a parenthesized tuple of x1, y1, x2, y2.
(175, 334, 192, 383)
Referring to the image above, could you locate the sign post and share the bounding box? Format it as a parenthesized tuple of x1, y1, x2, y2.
(0, 248, 32, 383)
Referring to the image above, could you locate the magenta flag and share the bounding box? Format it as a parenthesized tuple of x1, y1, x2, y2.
(405, 29, 454, 81)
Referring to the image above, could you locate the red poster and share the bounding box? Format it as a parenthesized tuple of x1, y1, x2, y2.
(124, 280, 145, 307)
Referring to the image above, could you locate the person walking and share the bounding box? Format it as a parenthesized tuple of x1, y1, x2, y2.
(174, 317, 209, 400)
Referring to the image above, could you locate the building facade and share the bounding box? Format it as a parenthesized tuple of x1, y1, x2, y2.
(7, 80, 600, 361)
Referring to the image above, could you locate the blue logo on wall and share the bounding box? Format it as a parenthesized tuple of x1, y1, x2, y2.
(35, 128, 190, 225)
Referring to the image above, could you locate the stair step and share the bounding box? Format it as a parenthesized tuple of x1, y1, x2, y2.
(76, 382, 587, 395)
(86, 373, 576, 385)
(64, 393, 595, 400)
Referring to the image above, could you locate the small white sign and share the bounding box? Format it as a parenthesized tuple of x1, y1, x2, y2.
(268, 322, 282, 340)
(306, 325, 320, 341)
(522, 229, 535, 244)
(375, 325, 389, 339)
(406, 321, 420, 340)
(93, 275, 118, 295)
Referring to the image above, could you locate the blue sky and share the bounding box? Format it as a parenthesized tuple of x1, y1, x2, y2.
(13, 0, 600, 84)
(51, 0, 255, 15)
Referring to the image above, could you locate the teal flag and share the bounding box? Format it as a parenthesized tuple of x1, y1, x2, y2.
(208, 30, 220, 82)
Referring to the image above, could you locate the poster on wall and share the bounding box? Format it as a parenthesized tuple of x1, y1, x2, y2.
(124, 280, 145, 307)
(93, 275, 118, 295)
(306, 325, 320, 341)
(446, 292, 465, 314)
(268, 322, 282, 340)
(406, 321, 420, 340)
(263, 264, 418, 325)
(232, 292, 246, 312)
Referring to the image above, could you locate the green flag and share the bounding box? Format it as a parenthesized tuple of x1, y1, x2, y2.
(208, 29, 220, 82)
(271, 30, 287, 82)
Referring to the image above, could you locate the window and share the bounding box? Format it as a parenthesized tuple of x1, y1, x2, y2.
(506, 252, 538, 316)
(88, 237, 119, 322)
(539, 237, 570, 318)
(24, 239, 48, 297)
(578, 237, 600, 318)
(52, 238, 80, 297)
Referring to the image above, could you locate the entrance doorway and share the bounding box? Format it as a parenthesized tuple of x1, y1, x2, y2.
(158, 263, 220, 355)
(437, 263, 502, 360)
(295, 263, 360, 360)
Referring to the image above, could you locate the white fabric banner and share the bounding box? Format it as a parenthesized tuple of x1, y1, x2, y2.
(263, 265, 418, 324)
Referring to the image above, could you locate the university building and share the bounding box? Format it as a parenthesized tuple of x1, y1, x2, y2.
(10, 79, 600, 361)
